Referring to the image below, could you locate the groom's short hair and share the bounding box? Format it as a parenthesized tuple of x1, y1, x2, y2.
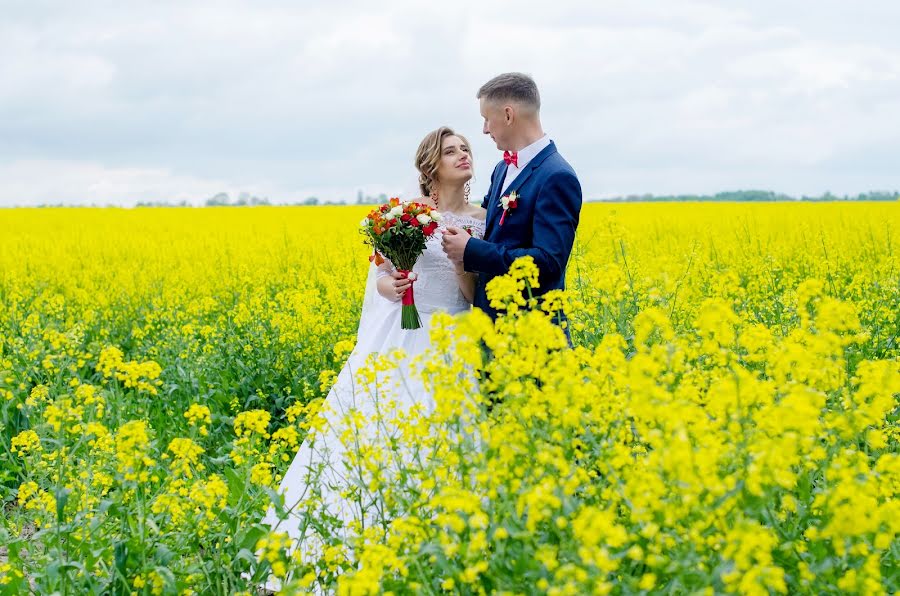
(477, 72, 540, 111)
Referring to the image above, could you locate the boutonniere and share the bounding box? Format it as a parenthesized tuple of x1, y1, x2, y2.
(462, 225, 474, 236)
(498, 191, 519, 226)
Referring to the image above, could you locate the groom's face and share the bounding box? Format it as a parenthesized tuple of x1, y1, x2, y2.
(479, 98, 512, 151)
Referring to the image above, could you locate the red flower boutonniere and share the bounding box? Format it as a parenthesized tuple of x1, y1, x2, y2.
(499, 191, 519, 226)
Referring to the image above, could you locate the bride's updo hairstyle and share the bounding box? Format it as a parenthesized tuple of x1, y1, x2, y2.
(415, 126, 472, 197)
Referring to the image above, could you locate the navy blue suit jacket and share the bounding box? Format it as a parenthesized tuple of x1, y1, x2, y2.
(463, 141, 582, 320)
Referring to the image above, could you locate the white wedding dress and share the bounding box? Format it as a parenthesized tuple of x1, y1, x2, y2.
(261, 212, 485, 589)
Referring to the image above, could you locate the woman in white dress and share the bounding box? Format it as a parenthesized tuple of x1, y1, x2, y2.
(260, 127, 486, 589)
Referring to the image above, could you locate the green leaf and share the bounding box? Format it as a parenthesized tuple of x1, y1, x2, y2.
(114, 540, 128, 577)
(55, 486, 71, 523)
(234, 547, 258, 567)
(153, 566, 176, 590)
(154, 544, 175, 565)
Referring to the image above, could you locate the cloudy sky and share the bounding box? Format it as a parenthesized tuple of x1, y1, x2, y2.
(2, 0, 899, 206)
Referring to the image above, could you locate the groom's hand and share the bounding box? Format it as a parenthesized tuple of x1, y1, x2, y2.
(441, 226, 469, 265)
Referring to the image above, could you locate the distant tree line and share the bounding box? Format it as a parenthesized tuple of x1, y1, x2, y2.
(136, 190, 391, 207)
(13, 189, 899, 209)
(201, 192, 271, 207)
(130, 189, 900, 207)
(610, 190, 899, 202)
(131, 189, 900, 207)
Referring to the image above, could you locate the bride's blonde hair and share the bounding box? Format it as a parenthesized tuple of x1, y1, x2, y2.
(415, 127, 472, 197)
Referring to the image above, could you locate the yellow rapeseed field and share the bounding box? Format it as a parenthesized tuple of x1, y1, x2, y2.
(1, 202, 898, 594)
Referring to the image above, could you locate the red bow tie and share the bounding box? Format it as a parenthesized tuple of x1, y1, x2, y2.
(503, 151, 518, 167)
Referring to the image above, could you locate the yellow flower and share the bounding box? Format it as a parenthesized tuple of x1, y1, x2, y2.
(250, 462, 273, 487)
(184, 403, 212, 431)
(115, 420, 156, 483)
(233, 409, 271, 438)
(25, 384, 50, 407)
(97, 346, 163, 394)
(11, 429, 41, 456)
(638, 573, 656, 590)
(256, 531, 293, 580)
(166, 437, 205, 478)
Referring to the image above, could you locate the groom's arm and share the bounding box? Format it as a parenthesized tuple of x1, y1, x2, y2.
(464, 171, 582, 287)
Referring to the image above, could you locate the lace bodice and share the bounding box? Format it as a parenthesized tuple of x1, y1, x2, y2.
(377, 212, 486, 314)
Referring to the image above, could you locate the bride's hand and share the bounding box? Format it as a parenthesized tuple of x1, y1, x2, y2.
(389, 271, 412, 301)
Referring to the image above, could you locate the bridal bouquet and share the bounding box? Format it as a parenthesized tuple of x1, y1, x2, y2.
(360, 197, 442, 329)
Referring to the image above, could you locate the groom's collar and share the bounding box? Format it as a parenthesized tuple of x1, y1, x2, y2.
(500, 141, 557, 198)
(508, 134, 551, 171)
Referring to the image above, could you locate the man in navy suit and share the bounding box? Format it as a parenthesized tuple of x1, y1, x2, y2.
(442, 72, 582, 324)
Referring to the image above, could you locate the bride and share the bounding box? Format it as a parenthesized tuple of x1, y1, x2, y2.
(260, 127, 486, 589)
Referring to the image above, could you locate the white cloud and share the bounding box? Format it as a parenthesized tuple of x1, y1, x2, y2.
(0, 0, 898, 206)
(0, 160, 229, 206)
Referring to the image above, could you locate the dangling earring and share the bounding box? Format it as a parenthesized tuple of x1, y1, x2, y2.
(464, 181, 471, 203)
(430, 185, 439, 210)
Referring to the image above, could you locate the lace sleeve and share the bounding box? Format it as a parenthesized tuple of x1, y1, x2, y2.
(445, 212, 486, 240)
(469, 220, 486, 240)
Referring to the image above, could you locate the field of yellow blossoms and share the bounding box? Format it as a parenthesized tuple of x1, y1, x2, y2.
(1, 202, 898, 595)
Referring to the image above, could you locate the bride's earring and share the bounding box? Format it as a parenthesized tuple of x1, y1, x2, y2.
(464, 182, 471, 203)
(431, 186, 439, 209)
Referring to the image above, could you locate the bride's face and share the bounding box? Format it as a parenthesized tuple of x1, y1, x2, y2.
(436, 135, 473, 186)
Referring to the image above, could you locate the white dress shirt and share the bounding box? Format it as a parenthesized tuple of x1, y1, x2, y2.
(500, 134, 551, 194)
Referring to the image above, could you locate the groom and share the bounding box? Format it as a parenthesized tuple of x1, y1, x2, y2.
(443, 72, 582, 325)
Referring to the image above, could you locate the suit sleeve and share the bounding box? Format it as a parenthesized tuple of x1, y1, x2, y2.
(463, 170, 582, 287)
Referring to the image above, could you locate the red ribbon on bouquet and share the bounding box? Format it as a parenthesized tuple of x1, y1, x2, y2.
(397, 269, 417, 307)
(396, 269, 422, 329)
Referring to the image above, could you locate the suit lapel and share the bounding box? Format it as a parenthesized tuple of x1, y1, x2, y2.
(485, 162, 508, 233)
(484, 142, 558, 235)
(481, 162, 507, 209)
(503, 142, 557, 198)
(491, 163, 509, 203)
